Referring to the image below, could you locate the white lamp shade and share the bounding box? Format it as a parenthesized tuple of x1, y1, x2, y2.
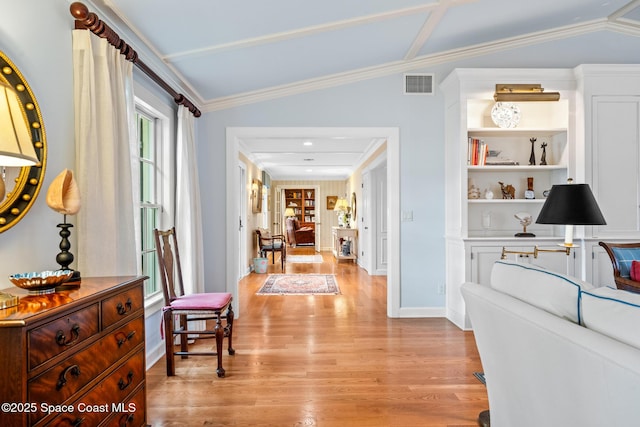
(0, 81, 38, 166)
(284, 207, 296, 217)
(333, 197, 348, 212)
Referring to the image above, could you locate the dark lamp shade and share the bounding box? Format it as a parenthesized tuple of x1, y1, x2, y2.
(536, 184, 606, 225)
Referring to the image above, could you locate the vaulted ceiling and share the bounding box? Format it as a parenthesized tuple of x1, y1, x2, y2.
(89, 0, 640, 178)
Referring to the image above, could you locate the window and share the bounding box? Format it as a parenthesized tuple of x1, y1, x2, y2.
(134, 81, 174, 303)
(137, 111, 161, 297)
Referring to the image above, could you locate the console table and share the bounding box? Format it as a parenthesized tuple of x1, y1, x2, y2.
(332, 227, 358, 262)
(0, 276, 147, 427)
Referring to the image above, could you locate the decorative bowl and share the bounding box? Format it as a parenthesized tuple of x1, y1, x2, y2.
(9, 270, 74, 295)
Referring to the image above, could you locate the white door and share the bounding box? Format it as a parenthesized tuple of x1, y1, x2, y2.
(361, 171, 371, 273)
(238, 163, 247, 279)
(373, 163, 388, 275)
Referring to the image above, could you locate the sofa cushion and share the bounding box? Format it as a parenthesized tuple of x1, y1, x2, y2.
(581, 286, 640, 350)
(490, 260, 593, 324)
(610, 247, 640, 278)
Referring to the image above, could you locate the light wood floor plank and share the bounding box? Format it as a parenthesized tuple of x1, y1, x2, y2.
(146, 248, 487, 426)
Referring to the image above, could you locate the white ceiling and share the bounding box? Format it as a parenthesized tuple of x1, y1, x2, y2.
(89, 0, 640, 179)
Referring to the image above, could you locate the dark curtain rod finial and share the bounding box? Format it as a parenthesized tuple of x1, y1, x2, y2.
(69, 2, 201, 117)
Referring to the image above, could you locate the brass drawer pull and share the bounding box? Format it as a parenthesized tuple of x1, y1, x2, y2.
(56, 324, 80, 347)
(115, 330, 136, 348)
(56, 364, 81, 390)
(118, 370, 134, 390)
(116, 298, 133, 316)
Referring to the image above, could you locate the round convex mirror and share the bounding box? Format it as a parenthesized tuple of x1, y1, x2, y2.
(0, 51, 47, 232)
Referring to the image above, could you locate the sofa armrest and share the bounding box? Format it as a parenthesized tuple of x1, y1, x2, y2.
(461, 282, 640, 427)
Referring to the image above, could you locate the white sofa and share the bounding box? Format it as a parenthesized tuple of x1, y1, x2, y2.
(461, 260, 640, 427)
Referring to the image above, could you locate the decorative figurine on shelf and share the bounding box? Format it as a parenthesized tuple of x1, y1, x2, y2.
(529, 137, 536, 165)
(524, 177, 535, 199)
(514, 212, 536, 237)
(484, 188, 494, 199)
(468, 178, 481, 199)
(540, 142, 548, 165)
(499, 181, 515, 199)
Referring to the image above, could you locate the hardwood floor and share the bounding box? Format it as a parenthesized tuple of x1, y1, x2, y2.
(146, 247, 488, 426)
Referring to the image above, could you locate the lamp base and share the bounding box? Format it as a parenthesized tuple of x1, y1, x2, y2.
(515, 232, 536, 237)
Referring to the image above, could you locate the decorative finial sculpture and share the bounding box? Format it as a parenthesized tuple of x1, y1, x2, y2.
(46, 169, 81, 281)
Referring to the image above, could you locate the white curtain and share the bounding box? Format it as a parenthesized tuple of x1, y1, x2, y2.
(72, 30, 139, 276)
(176, 106, 204, 294)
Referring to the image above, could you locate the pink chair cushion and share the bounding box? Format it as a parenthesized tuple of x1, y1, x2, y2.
(168, 292, 232, 310)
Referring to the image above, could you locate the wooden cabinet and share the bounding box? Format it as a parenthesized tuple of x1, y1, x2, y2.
(332, 227, 358, 262)
(285, 189, 316, 228)
(0, 276, 147, 427)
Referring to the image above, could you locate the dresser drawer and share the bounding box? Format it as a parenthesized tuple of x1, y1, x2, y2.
(28, 304, 99, 371)
(32, 350, 145, 427)
(101, 286, 144, 329)
(28, 316, 145, 423)
(104, 385, 146, 427)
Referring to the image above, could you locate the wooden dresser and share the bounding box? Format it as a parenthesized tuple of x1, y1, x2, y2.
(0, 276, 147, 427)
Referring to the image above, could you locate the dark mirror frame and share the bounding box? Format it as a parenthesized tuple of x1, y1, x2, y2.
(0, 51, 47, 233)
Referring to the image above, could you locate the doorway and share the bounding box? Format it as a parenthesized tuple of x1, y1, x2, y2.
(226, 127, 400, 317)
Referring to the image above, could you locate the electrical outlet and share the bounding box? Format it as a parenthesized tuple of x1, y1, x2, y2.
(437, 283, 445, 295)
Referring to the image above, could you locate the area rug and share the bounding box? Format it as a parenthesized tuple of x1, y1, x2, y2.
(286, 255, 324, 263)
(257, 274, 340, 295)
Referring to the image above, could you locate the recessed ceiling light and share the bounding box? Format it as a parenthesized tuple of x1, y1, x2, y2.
(303, 141, 313, 146)
(306, 169, 313, 172)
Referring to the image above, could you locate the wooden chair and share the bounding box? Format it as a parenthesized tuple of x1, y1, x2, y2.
(599, 241, 640, 293)
(256, 229, 286, 270)
(154, 227, 235, 377)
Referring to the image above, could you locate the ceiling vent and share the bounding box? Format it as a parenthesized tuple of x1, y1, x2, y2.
(404, 73, 434, 95)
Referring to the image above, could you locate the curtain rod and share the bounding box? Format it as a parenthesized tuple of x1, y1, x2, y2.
(69, 2, 202, 117)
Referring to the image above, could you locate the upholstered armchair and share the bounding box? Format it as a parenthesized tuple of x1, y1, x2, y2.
(599, 241, 640, 293)
(285, 217, 315, 247)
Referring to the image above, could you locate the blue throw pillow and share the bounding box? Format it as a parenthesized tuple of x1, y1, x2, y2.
(611, 247, 640, 278)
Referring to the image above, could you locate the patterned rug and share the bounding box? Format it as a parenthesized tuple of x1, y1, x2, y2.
(257, 274, 340, 295)
(286, 255, 324, 263)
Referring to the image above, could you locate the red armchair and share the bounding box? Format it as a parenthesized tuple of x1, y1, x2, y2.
(286, 217, 315, 247)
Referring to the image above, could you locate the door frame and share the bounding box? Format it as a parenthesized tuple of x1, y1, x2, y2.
(226, 127, 400, 318)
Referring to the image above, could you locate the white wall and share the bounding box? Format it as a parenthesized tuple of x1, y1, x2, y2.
(199, 77, 446, 308)
(0, 1, 76, 279)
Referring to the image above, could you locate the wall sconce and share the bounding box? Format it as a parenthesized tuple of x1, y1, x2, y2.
(0, 80, 38, 166)
(494, 84, 560, 102)
(502, 179, 606, 259)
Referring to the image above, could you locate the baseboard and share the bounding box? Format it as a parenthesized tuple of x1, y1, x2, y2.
(146, 341, 165, 370)
(397, 306, 446, 318)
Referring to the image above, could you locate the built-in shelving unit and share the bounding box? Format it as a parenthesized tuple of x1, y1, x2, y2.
(441, 68, 577, 330)
(285, 189, 316, 227)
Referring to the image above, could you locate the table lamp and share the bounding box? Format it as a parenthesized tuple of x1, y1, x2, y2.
(536, 179, 606, 247)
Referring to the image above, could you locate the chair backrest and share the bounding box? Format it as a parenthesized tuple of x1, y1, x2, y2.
(599, 241, 640, 279)
(154, 227, 185, 304)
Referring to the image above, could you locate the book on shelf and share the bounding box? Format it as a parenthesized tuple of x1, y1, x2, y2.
(468, 137, 488, 165)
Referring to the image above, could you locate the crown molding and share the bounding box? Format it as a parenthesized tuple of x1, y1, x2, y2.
(202, 19, 609, 112)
